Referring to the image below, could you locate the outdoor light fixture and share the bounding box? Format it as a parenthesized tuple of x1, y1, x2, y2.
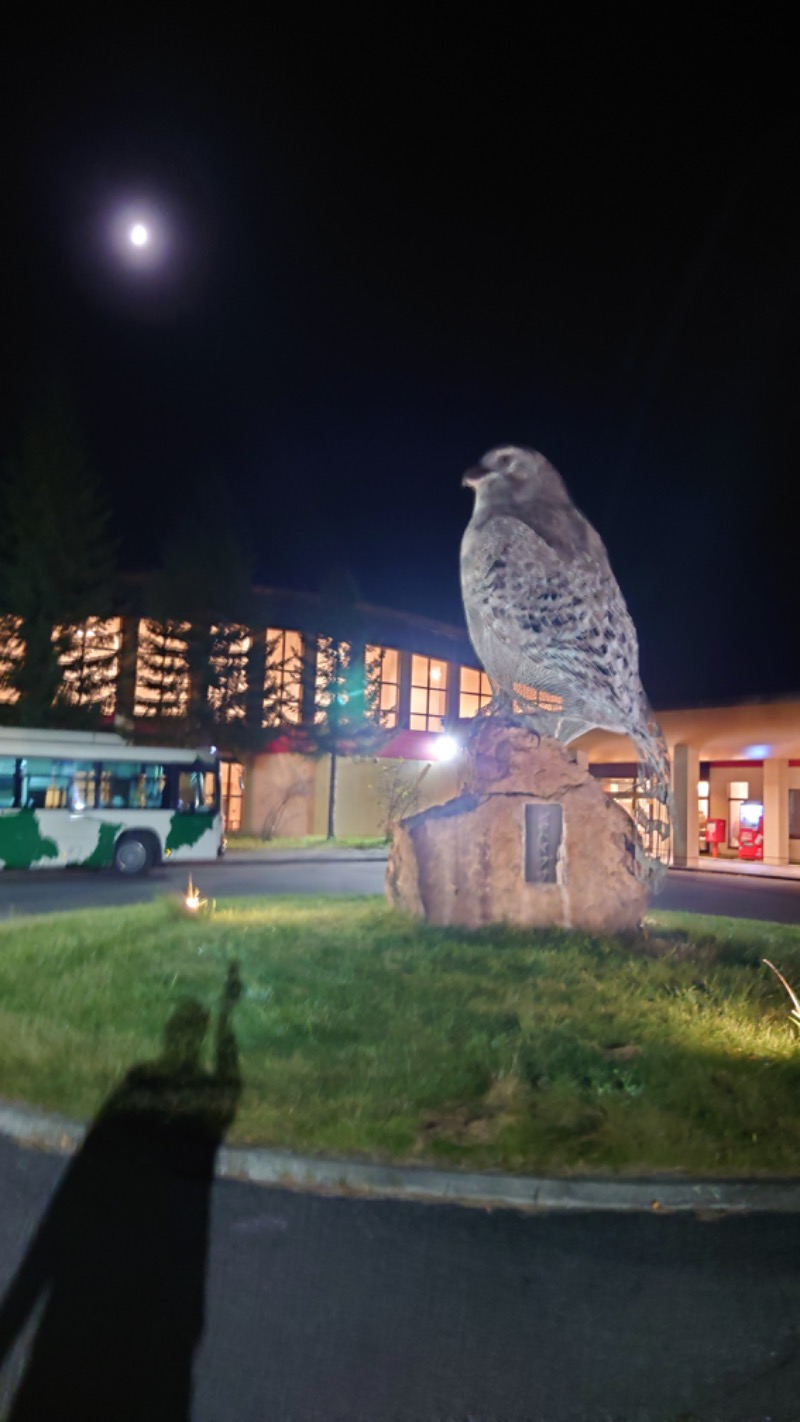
(434, 733, 460, 763)
(183, 875, 207, 913)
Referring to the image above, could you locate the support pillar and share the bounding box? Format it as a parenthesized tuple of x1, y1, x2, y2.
(672, 743, 700, 868)
(763, 759, 789, 866)
(397, 650, 412, 730)
(445, 661, 461, 726)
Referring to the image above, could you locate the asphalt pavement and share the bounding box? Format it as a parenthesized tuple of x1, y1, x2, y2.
(2, 853, 800, 922)
(2, 1130, 800, 1421)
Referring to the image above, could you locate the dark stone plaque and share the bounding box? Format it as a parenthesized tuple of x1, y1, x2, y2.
(524, 803, 562, 884)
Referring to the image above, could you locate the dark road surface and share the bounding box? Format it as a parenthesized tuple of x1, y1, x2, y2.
(1, 855, 800, 923)
(1, 1132, 800, 1421)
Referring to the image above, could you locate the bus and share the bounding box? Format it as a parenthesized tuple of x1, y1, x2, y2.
(0, 728, 224, 875)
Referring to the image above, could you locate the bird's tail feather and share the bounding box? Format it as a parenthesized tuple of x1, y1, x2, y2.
(630, 706, 672, 887)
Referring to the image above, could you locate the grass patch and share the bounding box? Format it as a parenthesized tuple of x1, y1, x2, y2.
(225, 834, 387, 852)
(2, 899, 800, 1175)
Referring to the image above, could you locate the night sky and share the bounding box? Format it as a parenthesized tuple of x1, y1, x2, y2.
(2, 25, 798, 710)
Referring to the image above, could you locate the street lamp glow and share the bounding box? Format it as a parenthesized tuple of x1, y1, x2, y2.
(434, 734, 460, 763)
(129, 223, 149, 247)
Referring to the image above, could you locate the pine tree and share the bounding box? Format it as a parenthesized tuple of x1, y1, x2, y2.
(0, 387, 116, 726)
(138, 513, 255, 749)
(306, 569, 389, 838)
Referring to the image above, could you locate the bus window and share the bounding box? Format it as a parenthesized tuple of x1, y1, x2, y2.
(20, 759, 97, 811)
(176, 768, 218, 814)
(98, 762, 166, 810)
(0, 757, 16, 808)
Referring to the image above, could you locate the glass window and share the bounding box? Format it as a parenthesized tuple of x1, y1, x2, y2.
(0, 616, 22, 705)
(410, 655, 448, 732)
(512, 682, 564, 713)
(0, 756, 17, 808)
(314, 639, 352, 723)
(790, 789, 800, 840)
(220, 761, 244, 833)
(98, 762, 167, 811)
(20, 759, 98, 811)
(176, 767, 218, 815)
(459, 665, 492, 719)
(366, 645, 399, 728)
(727, 781, 749, 850)
(698, 780, 710, 850)
(208, 626, 251, 721)
(134, 619, 190, 718)
(265, 629, 303, 725)
(58, 618, 122, 715)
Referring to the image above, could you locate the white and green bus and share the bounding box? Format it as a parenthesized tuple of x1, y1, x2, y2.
(0, 728, 224, 875)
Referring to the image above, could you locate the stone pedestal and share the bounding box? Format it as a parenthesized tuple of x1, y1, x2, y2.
(386, 719, 647, 934)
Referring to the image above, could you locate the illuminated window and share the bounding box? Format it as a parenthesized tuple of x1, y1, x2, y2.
(315, 639, 352, 723)
(134, 619, 190, 718)
(207, 627, 251, 721)
(58, 618, 122, 715)
(0, 616, 22, 705)
(220, 761, 244, 833)
(19, 758, 100, 811)
(728, 780, 749, 850)
(366, 645, 399, 728)
(698, 780, 710, 846)
(265, 628, 303, 725)
(513, 682, 564, 713)
(410, 655, 448, 732)
(459, 665, 492, 718)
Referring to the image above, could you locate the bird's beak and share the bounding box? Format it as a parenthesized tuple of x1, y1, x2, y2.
(462, 466, 488, 488)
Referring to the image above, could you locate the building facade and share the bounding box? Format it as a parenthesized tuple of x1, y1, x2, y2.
(2, 586, 799, 865)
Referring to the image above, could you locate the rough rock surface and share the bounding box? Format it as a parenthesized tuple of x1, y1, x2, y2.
(386, 719, 648, 934)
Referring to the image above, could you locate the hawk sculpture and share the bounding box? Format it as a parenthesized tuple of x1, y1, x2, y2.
(460, 445, 670, 879)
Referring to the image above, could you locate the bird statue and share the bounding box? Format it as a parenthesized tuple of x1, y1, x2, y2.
(460, 444, 670, 880)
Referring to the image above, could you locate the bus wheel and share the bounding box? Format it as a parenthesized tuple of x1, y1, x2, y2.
(113, 833, 155, 876)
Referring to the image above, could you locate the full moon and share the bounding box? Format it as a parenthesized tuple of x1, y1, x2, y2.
(129, 223, 149, 247)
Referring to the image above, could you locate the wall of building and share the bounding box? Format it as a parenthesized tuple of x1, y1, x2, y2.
(242, 752, 317, 839)
(313, 755, 463, 838)
(242, 749, 464, 840)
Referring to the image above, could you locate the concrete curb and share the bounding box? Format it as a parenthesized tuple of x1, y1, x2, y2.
(3, 1101, 800, 1215)
(222, 849, 389, 865)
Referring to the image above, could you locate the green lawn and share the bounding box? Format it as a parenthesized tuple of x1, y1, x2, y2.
(2, 897, 800, 1176)
(225, 834, 387, 851)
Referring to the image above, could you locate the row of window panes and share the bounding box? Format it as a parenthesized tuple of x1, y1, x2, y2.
(2, 612, 512, 733)
(0, 756, 218, 814)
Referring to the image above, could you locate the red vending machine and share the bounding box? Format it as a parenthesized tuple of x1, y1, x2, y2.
(738, 801, 764, 860)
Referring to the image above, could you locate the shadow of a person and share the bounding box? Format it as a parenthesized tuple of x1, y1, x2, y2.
(0, 962, 242, 1421)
